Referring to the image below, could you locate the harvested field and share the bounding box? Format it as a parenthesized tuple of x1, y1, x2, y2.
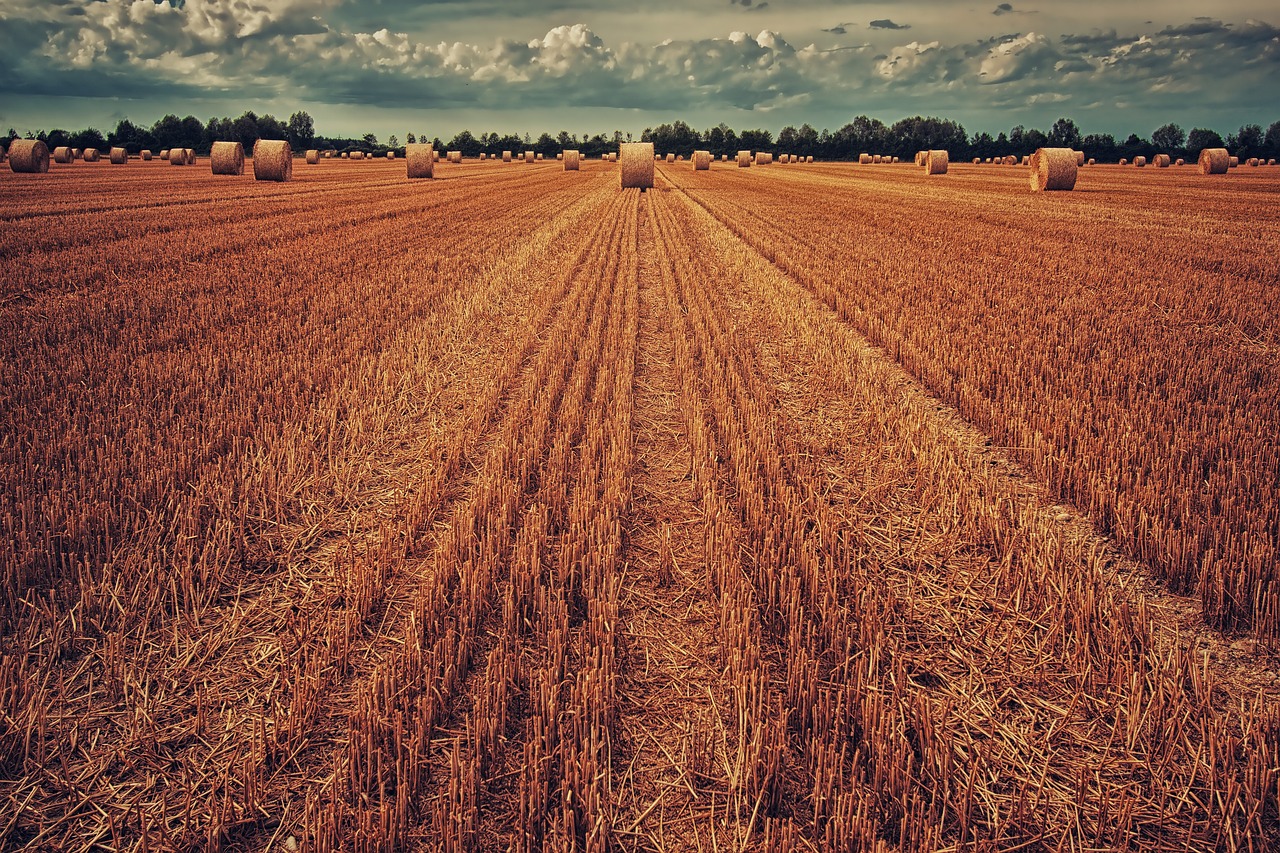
(1, 156, 1278, 852)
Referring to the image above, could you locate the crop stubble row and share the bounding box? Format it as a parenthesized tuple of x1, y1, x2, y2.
(1, 160, 1277, 850)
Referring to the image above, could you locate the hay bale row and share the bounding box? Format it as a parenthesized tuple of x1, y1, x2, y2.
(693, 150, 711, 170)
(1029, 147, 1077, 192)
(564, 149, 580, 171)
(925, 149, 948, 175)
(7, 139, 49, 173)
(407, 143, 434, 178)
(1199, 147, 1229, 175)
(211, 141, 245, 175)
(621, 142, 654, 189)
(252, 139, 292, 182)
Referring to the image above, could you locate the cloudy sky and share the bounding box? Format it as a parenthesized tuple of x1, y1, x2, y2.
(1, 0, 1277, 141)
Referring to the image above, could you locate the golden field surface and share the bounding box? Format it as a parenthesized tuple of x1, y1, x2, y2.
(2, 156, 1279, 852)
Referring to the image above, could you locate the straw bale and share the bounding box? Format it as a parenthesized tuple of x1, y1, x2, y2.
(141, 149, 152, 161)
(109, 147, 128, 164)
(738, 150, 752, 167)
(503, 150, 512, 162)
(693, 150, 711, 170)
(564, 149, 580, 171)
(83, 148, 100, 162)
(210, 141, 245, 175)
(1029, 147, 1077, 191)
(1229, 156, 1239, 168)
(1153, 154, 1170, 168)
(168, 148, 187, 165)
(1075, 150, 1085, 166)
(620, 141, 655, 189)
(925, 149, 948, 175)
(1133, 156, 1147, 167)
(1198, 148, 1229, 174)
(524, 150, 535, 163)
(859, 153, 871, 164)
(305, 149, 320, 164)
(252, 139, 292, 182)
(406, 144, 434, 178)
(7, 139, 49, 173)
(52, 146, 74, 164)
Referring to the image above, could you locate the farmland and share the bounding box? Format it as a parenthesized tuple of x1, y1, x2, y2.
(2, 156, 1279, 851)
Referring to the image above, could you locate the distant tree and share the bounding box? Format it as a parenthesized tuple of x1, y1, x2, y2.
(256, 114, 286, 142)
(1048, 117, 1081, 149)
(1265, 121, 1280, 159)
(534, 132, 556, 156)
(231, 112, 260, 148)
(406, 132, 416, 144)
(69, 127, 107, 152)
(1186, 127, 1224, 155)
(556, 130, 574, 148)
(42, 129, 71, 148)
(1227, 123, 1263, 157)
(387, 134, 398, 149)
(362, 132, 378, 148)
(1119, 132, 1147, 160)
(739, 128, 773, 152)
(286, 111, 315, 149)
(1081, 132, 1118, 162)
(1151, 123, 1185, 154)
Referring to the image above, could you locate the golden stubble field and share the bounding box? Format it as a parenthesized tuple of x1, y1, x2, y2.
(2, 156, 1279, 851)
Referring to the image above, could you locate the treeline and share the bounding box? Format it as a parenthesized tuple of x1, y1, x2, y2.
(6, 112, 1280, 162)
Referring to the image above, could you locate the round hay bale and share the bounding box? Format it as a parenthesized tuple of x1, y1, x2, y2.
(341, 151, 349, 158)
(1004, 156, 1017, 166)
(1269, 158, 1276, 166)
(693, 150, 711, 170)
(914, 151, 927, 167)
(447, 150, 461, 163)
(859, 153, 871, 164)
(524, 150, 535, 163)
(1075, 150, 1085, 166)
(1133, 156, 1147, 167)
(168, 148, 187, 165)
(1198, 148, 1229, 174)
(185, 149, 196, 164)
(564, 149, 580, 171)
(985, 157, 993, 164)
(873, 154, 882, 164)
(1020, 155, 1030, 166)
(1153, 154, 1170, 168)
(608, 152, 617, 162)
(503, 150, 512, 162)
(1029, 147, 1077, 192)
(305, 149, 320, 164)
(739, 150, 752, 167)
(721, 154, 728, 161)
(252, 139, 292, 182)
(1229, 156, 1238, 168)
(756, 152, 772, 165)
(1248, 157, 1259, 167)
(7, 139, 49, 173)
(1175, 158, 1185, 166)
(806, 156, 813, 163)
(141, 149, 152, 161)
(1119, 158, 1128, 166)
(665, 153, 675, 163)
(211, 141, 245, 175)
(925, 149, 948, 175)
(385, 151, 394, 160)
(406, 143, 434, 178)
(110, 147, 127, 164)
(1088, 158, 1096, 166)
(83, 148, 100, 162)
(892, 156, 900, 163)
(536, 152, 544, 161)
(620, 141, 655, 189)
(52, 146, 74, 164)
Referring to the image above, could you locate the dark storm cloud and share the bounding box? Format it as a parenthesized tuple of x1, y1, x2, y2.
(869, 19, 909, 30)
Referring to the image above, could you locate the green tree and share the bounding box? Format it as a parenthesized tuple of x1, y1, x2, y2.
(286, 111, 315, 149)
(1186, 127, 1224, 155)
(1151, 123, 1185, 154)
(1048, 117, 1081, 149)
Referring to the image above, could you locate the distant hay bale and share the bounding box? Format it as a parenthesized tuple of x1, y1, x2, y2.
(524, 150, 535, 163)
(1020, 155, 1029, 166)
(915, 151, 927, 167)
(406, 143, 435, 178)
(756, 152, 772, 165)
(1119, 158, 1128, 166)
(608, 152, 617, 162)
(806, 155, 813, 162)
(1248, 157, 1259, 167)
(211, 141, 245, 175)
(1198, 148, 1229, 174)
(141, 149, 152, 161)
(620, 141, 655, 189)
(7, 139, 49, 173)
(985, 157, 993, 164)
(666, 153, 675, 163)
(738, 150, 752, 167)
(1175, 158, 1184, 166)
(564, 149, 580, 170)
(721, 154, 728, 161)
(859, 153, 871, 164)
(973, 157, 980, 164)
(779, 154, 789, 164)
(1075, 150, 1085, 166)
(83, 148, 100, 162)
(873, 154, 882, 164)
(1270, 158, 1277, 166)
(447, 150, 461, 163)
(386, 151, 394, 159)
(925, 150, 948, 175)
(1153, 154, 1170, 168)
(478, 153, 485, 160)
(1029, 147, 1077, 192)
(536, 152, 544, 161)
(654, 154, 660, 161)
(1003, 156, 1016, 165)
(168, 148, 187, 165)
(72, 148, 82, 159)
(1133, 156, 1147, 167)
(892, 156, 899, 163)
(252, 139, 292, 182)
(556, 152, 563, 160)
(341, 152, 349, 158)
(1229, 156, 1239, 168)
(110, 147, 127, 164)
(693, 150, 711, 170)
(1087, 158, 1096, 166)
(305, 149, 319, 164)
(351, 150, 365, 160)
(52, 146, 74, 164)
(503, 150, 512, 162)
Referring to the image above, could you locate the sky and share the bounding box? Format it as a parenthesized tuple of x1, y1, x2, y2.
(1, 0, 1277, 142)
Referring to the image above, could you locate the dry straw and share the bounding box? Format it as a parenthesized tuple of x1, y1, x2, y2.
(1029, 147, 1078, 191)
(7, 139, 49, 173)
(406, 143, 434, 178)
(252, 139, 292, 182)
(873, 154, 882, 164)
(1198, 148, 1229, 174)
(620, 141, 655, 188)
(305, 149, 320, 164)
(83, 148, 100, 162)
(52, 146, 73, 164)
(110, 147, 127, 164)
(892, 156, 899, 163)
(925, 149, 948, 175)
(211, 141, 245, 175)
(738, 150, 752, 167)
(806, 155, 813, 162)
(721, 154, 728, 161)
(693, 150, 711, 170)
(1154, 154, 1171, 168)
(564, 149, 580, 171)
(141, 149, 152, 160)
(168, 148, 187, 165)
